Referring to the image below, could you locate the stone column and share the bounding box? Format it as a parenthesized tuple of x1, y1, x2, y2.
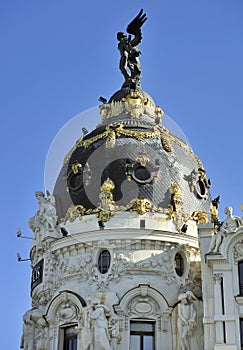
(198, 224, 216, 349)
(213, 273, 224, 344)
(223, 270, 236, 344)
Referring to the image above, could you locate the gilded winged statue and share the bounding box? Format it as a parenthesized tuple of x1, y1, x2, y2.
(117, 9, 147, 89)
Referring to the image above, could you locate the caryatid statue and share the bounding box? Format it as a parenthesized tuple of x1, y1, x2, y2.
(117, 9, 147, 89)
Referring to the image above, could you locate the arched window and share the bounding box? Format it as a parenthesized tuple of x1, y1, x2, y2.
(98, 249, 111, 274)
(238, 261, 243, 295)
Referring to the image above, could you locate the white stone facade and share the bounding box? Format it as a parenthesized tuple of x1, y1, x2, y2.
(19, 74, 243, 350)
(21, 200, 207, 350)
(20, 189, 243, 350)
(199, 206, 243, 350)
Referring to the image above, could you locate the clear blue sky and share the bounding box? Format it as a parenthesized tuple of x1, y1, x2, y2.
(1, 1, 243, 348)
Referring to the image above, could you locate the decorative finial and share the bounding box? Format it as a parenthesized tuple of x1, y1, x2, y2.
(117, 9, 147, 90)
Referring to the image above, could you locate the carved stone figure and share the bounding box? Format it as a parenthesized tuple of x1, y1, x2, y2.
(20, 311, 35, 350)
(108, 316, 121, 348)
(117, 9, 147, 89)
(20, 309, 47, 350)
(177, 291, 197, 350)
(221, 206, 241, 233)
(90, 299, 112, 350)
(36, 192, 60, 232)
(210, 196, 221, 232)
(79, 299, 93, 350)
(207, 206, 242, 253)
(35, 317, 48, 350)
(29, 192, 61, 241)
(158, 251, 176, 285)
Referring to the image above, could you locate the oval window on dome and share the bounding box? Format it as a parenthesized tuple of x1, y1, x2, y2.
(98, 250, 111, 274)
(196, 179, 206, 198)
(134, 166, 151, 181)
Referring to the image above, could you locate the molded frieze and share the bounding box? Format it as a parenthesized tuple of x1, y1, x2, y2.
(31, 240, 200, 309)
(48, 244, 194, 292)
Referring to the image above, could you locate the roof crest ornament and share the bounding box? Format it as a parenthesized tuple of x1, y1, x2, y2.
(117, 9, 147, 90)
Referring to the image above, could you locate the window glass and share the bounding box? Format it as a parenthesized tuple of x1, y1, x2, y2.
(63, 326, 77, 350)
(130, 335, 140, 350)
(239, 261, 243, 295)
(134, 166, 150, 181)
(144, 335, 153, 349)
(98, 249, 111, 274)
(240, 319, 243, 349)
(175, 252, 184, 277)
(130, 321, 154, 350)
(131, 322, 154, 332)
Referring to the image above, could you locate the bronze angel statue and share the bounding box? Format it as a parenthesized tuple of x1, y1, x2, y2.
(117, 9, 147, 89)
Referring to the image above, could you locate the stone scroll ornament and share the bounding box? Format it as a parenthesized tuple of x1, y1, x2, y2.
(117, 9, 147, 89)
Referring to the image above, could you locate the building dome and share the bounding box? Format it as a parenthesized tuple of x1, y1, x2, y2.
(22, 11, 239, 350)
(53, 87, 212, 230)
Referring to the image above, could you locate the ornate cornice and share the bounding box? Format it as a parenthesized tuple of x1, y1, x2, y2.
(99, 92, 163, 122)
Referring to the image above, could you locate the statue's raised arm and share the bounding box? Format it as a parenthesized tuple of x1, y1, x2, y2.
(117, 9, 148, 89)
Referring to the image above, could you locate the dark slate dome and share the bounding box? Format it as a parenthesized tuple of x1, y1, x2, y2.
(53, 88, 212, 220)
(109, 87, 155, 105)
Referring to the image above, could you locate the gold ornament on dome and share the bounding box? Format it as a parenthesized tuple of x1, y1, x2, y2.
(63, 205, 86, 224)
(169, 182, 183, 213)
(97, 178, 116, 222)
(62, 119, 205, 168)
(106, 130, 116, 149)
(75, 123, 161, 150)
(128, 198, 152, 215)
(161, 133, 173, 152)
(101, 178, 115, 193)
(98, 92, 164, 123)
(96, 209, 115, 222)
(136, 152, 149, 167)
(61, 194, 193, 231)
(166, 182, 190, 232)
(168, 182, 183, 216)
(191, 211, 208, 224)
(71, 162, 82, 174)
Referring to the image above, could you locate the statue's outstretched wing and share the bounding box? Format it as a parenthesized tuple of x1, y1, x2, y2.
(126, 9, 147, 46)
